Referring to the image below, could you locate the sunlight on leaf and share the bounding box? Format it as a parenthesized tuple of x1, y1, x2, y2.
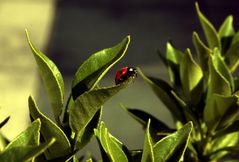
(26, 29, 64, 123)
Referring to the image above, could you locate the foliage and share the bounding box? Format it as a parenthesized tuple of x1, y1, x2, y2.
(126, 2, 239, 162)
(0, 118, 55, 162)
(0, 27, 193, 161)
(0, 30, 134, 161)
(95, 120, 192, 162)
(2, 2, 238, 161)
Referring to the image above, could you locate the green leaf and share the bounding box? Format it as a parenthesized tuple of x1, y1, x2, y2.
(124, 107, 171, 132)
(192, 32, 212, 76)
(231, 32, 239, 45)
(141, 119, 154, 162)
(94, 122, 128, 162)
(214, 120, 239, 139)
(180, 48, 203, 104)
(165, 42, 183, 86)
(26, 30, 64, 123)
(212, 48, 234, 91)
(73, 108, 102, 150)
(96, 137, 111, 162)
(166, 42, 183, 65)
(28, 96, 71, 159)
(5, 119, 41, 150)
(0, 133, 8, 152)
(71, 36, 130, 99)
(73, 156, 80, 162)
(218, 15, 235, 39)
(0, 138, 55, 162)
(217, 98, 239, 130)
(195, 2, 221, 51)
(224, 36, 239, 72)
(234, 78, 239, 93)
(207, 55, 231, 102)
(210, 145, 239, 159)
(218, 16, 235, 54)
(211, 132, 239, 160)
(69, 78, 134, 136)
(203, 94, 238, 131)
(138, 69, 184, 122)
(153, 122, 193, 162)
(171, 91, 199, 126)
(86, 158, 93, 162)
(0, 116, 10, 129)
(124, 107, 174, 142)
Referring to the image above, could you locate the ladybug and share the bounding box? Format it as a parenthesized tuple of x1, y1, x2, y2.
(115, 66, 137, 85)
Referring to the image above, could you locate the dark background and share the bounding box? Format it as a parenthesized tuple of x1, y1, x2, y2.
(46, 0, 239, 76)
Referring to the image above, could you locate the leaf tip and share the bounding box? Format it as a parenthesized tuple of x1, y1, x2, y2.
(195, 1, 200, 13)
(147, 118, 151, 128)
(28, 95, 35, 103)
(126, 35, 131, 41)
(25, 29, 31, 44)
(192, 31, 198, 37)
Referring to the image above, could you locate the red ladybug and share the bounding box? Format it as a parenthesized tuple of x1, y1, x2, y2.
(115, 67, 137, 85)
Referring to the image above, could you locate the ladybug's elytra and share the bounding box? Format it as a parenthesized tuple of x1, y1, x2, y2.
(115, 67, 137, 85)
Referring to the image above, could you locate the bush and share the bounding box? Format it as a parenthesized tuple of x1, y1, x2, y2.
(125, 2, 239, 162)
(0, 2, 238, 162)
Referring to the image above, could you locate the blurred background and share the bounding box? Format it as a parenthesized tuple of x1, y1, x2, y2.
(0, 0, 239, 159)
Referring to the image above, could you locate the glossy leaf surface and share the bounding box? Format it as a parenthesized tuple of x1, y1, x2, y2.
(207, 55, 231, 102)
(5, 119, 40, 150)
(69, 78, 134, 135)
(71, 36, 130, 99)
(224, 34, 239, 72)
(0, 138, 55, 162)
(204, 94, 238, 131)
(153, 122, 193, 162)
(26, 30, 64, 121)
(94, 122, 128, 162)
(28, 96, 71, 159)
(180, 48, 203, 103)
(165, 42, 183, 86)
(218, 15, 235, 39)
